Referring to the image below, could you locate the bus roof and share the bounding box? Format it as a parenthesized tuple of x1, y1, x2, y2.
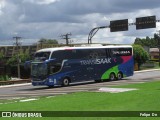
(37, 45, 132, 53)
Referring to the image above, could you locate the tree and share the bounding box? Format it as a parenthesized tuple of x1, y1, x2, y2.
(7, 49, 31, 65)
(0, 52, 4, 61)
(0, 52, 6, 65)
(132, 44, 149, 70)
(0, 52, 10, 80)
(134, 34, 159, 47)
(39, 38, 58, 44)
(38, 38, 58, 49)
(47, 39, 58, 44)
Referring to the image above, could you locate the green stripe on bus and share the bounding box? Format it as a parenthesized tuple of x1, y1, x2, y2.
(101, 65, 119, 80)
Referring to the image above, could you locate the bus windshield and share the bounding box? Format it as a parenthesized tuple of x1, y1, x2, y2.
(34, 52, 51, 60)
(31, 63, 48, 77)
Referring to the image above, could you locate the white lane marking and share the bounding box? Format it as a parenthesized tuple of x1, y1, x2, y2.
(19, 98, 38, 102)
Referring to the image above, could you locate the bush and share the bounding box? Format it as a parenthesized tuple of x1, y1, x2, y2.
(0, 75, 11, 81)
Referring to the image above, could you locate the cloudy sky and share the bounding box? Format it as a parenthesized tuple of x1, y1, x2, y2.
(0, 0, 160, 45)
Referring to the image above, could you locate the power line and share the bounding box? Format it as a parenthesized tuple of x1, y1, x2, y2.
(60, 33, 72, 45)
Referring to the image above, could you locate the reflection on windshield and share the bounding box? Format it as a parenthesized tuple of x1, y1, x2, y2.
(31, 63, 48, 76)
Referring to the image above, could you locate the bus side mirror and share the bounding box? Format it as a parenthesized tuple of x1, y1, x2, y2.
(24, 61, 31, 70)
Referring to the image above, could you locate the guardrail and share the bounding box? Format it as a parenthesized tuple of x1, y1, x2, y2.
(0, 79, 31, 85)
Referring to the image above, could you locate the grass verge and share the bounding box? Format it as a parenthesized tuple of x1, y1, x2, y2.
(0, 80, 160, 120)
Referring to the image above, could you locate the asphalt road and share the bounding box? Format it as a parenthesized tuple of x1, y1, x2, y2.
(0, 70, 160, 100)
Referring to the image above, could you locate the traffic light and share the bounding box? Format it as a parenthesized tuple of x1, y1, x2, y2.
(136, 16, 156, 30)
(110, 19, 128, 32)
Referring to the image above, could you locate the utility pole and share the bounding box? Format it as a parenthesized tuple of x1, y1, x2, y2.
(39, 40, 43, 49)
(157, 30, 160, 67)
(60, 33, 72, 45)
(13, 36, 21, 79)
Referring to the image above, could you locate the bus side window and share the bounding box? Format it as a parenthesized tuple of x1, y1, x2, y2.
(89, 50, 100, 59)
(105, 48, 111, 57)
(98, 49, 106, 58)
(111, 48, 117, 57)
(76, 50, 90, 59)
(65, 50, 77, 59)
(50, 51, 65, 74)
(50, 60, 62, 74)
(86, 50, 94, 59)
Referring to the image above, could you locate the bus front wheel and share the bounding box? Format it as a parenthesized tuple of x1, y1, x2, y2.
(109, 73, 116, 81)
(62, 78, 70, 86)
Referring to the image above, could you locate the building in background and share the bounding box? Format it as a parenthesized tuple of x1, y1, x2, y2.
(150, 48, 159, 61)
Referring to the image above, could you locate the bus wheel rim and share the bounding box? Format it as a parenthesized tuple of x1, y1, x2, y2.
(117, 73, 122, 79)
(63, 78, 69, 85)
(110, 73, 115, 80)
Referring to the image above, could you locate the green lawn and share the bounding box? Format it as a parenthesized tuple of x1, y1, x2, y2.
(1, 81, 160, 120)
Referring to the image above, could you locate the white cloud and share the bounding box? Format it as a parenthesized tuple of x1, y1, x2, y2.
(0, 0, 5, 15)
(23, 0, 60, 5)
(0, 0, 160, 45)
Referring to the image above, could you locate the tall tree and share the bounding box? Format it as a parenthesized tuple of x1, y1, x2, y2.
(132, 44, 149, 70)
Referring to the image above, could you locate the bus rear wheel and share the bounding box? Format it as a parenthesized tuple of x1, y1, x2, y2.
(109, 73, 116, 81)
(62, 78, 70, 86)
(117, 72, 123, 80)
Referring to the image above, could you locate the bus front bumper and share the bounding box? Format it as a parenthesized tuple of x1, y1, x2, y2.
(31, 78, 61, 86)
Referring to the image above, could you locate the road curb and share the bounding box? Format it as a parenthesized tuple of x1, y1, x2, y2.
(0, 83, 31, 88)
(135, 69, 160, 73)
(0, 79, 31, 86)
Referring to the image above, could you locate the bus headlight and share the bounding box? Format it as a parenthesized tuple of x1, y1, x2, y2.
(54, 79, 57, 84)
(49, 78, 53, 83)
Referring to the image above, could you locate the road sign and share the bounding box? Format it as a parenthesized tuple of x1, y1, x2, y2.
(110, 19, 128, 32)
(136, 16, 156, 30)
